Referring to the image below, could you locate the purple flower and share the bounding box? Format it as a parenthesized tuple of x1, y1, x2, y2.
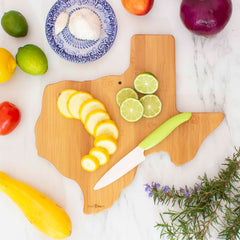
(185, 188, 190, 198)
(144, 184, 150, 192)
(194, 183, 200, 194)
(156, 183, 160, 188)
(180, 187, 185, 193)
(151, 182, 155, 188)
(148, 192, 153, 197)
(164, 185, 170, 194)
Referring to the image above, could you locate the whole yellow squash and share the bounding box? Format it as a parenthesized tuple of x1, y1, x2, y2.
(0, 172, 72, 239)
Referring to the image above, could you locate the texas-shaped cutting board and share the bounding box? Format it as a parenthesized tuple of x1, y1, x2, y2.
(35, 35, 224, 214)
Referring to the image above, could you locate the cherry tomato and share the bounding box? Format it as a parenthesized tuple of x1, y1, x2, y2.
(0, 101, 21, 135)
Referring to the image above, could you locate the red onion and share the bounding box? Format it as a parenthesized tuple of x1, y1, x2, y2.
(180, 0, 232, 36)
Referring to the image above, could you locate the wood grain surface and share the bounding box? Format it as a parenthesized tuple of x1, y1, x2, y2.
(35, 35, 224, 214)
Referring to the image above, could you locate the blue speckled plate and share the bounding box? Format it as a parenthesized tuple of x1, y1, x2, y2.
(45, 0, 118, 63)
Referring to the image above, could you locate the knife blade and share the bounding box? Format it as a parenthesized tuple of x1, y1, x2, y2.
(94, 112, 192, 190)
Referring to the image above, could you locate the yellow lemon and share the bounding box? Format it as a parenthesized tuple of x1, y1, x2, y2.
(0, 48, 17, 83)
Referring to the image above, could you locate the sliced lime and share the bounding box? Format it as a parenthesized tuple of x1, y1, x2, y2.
(134, 72, 158, 94)
(120, 98, 143, 122)
(116, 87, 138, 106)
(140, 94, 162, 118)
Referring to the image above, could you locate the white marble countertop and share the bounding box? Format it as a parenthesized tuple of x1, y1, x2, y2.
(0, 0, 239, 239)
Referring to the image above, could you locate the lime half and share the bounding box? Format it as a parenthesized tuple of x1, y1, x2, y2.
(120, 98, 143, 122)
(116, 87, 138, 106)
(134, 72, 158, 94)
(140, 94, 162, 118)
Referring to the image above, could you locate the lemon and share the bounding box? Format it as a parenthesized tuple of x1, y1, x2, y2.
(79, 99, 106, 123)
(67, 91, 93, 119)
(116, 87, 138, 106)
(94, 135, 117, 155)
(81, 155, 100, 172)
(16, 44, 48, 75)
(120, 98, 144, 122)
(140, 94, 162, 118)
(0, 48, 17, 83)
(89, 147, 110, 165)
(1, 10, 28, 37)
(57, 89, 77, 118)
(134, 72, 158, 94)
(94, 120, 119, 139)
(84, 110, 110, 135)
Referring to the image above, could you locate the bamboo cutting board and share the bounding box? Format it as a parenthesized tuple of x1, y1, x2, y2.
(35, 35, 224, 214)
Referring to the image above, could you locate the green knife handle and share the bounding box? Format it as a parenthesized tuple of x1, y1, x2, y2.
(138, 112, 192, 151)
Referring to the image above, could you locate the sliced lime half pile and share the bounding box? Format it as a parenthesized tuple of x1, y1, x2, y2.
(116, 72, 162, 122)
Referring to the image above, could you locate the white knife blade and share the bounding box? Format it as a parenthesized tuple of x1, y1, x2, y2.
(94, 146, 144, 190)
(94, 112, 192, 190)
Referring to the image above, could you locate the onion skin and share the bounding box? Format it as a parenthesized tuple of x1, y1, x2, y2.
(180, 0, 232, 36)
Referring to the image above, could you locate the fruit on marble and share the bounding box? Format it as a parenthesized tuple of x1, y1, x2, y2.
(116, 87, 138, 106)
(1, 10, 28, 37)
(0, 102, 21, 135)
(180, 0, 232, 36)
(57, 89, 77, 118)
(84, 110, 110, 135)
(120, 98, 144, 122)
(94, 135, 118, 155)
(140, 94, 162, 118)
(0, 172, 72, 239)
(89, 147, 110, 165)
(94, 120, 119, 139)
(0, 48, 17, 83)
(67, 91, 93, 119)
(16, 44, 48, 75)
(79, 99, 106, 123)
(81, 155, 100, 172)
(134, 72, 158, 94)
(121, 0, 154, 16)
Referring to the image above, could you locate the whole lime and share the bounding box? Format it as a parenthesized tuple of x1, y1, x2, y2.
(16, 44, 48, 75)
(1, 10, 28, 37)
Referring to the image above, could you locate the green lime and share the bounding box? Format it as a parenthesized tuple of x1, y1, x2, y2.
(16, 44, 48, 75)
(134, 72, 158, 94)
(1, 10, 28, 37)
(120, 98, 143, 122)
(140, 94, 162, 118)
(116, 87, 138, 106)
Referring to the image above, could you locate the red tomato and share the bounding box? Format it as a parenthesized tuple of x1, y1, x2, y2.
(0, 102, 21, 135)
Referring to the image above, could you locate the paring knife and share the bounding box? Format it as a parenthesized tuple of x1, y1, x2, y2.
(94, 112, 192, 190)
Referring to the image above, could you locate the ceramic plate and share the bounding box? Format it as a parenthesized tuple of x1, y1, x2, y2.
(45, 0, 118, 63)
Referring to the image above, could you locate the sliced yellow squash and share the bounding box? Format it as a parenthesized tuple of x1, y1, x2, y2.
(67, 91, 93, 119)
(84, 110, 110, 135)
(57, 89, 77, 118)
(94, 135, 118, 155)
(89, 147, 110, 165)
(81, 155, 100, 172)
(79, 99, 106, 123)
(94, 119, 119, 139)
